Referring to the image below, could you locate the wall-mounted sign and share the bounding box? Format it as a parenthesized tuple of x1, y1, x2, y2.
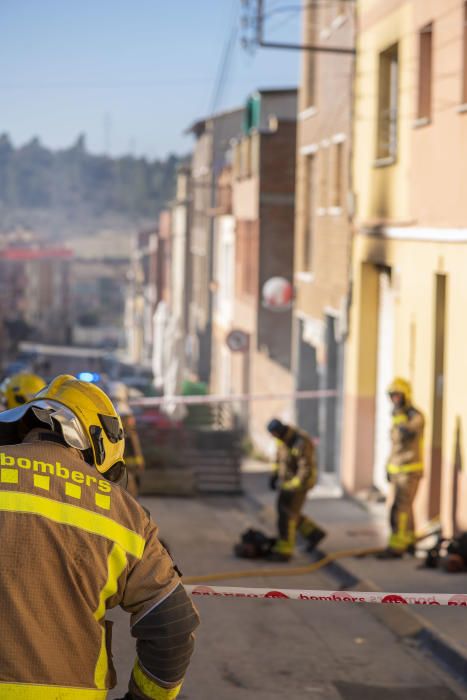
(226, 329, 250, 353)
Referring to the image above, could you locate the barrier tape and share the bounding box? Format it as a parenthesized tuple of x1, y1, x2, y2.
(130, 389, 338, 407)
(186, 585, 467, 607)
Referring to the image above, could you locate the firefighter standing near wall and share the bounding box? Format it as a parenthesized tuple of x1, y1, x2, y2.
(0, 374, 199, 699)
(377, 377, 425, 559)
(266, 418, 326, 562)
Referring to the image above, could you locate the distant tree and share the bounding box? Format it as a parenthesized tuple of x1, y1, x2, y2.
(0, 134, 185, 235)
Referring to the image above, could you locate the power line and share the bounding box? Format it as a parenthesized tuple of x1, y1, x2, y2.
(209, 26, 238, 114)
(0, 78, 213, 91)
(209, 0, 239, 114)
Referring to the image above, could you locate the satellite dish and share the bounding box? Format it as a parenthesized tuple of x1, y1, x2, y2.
(262, 276, 293, 311)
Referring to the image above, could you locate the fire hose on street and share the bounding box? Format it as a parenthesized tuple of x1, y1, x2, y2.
(182, 545, 383, 585)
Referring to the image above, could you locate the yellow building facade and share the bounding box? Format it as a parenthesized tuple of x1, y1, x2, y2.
(342, 0, 467, 533)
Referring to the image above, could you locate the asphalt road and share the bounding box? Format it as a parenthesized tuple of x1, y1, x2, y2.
(108, 495, 467, 700)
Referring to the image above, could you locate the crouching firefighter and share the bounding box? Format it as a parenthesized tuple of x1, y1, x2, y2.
(377, 377, 425, 559)
(266, 418, 326, 562)
(0, 374, 199, 699)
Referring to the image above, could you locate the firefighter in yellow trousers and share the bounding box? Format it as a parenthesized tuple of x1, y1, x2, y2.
(266, 418, 326, 562)
(0, 375, 199, 699)
(378, 377, 425, 559)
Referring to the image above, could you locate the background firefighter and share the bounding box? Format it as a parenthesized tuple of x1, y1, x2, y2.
(266, 418, 326, 562)
(0, 375, 199, 700)
(378, 377, 425, 559)
(2, 371, 46, 409)
(106, 381, 145, 498)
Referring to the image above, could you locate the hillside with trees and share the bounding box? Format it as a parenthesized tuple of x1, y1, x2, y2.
(0, 134, 182, 237)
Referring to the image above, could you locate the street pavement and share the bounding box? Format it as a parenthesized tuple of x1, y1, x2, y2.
(107, 491, 467, 699)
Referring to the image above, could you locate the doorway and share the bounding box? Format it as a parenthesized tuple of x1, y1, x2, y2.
(373, 268, 395, 494)
(429, 273, 447, 519)
(296, 318, 319, 440)
(321, 315, 339, 473)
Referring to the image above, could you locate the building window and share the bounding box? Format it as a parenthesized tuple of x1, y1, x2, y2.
(304, 155, 314, 269)
(318, 146, 329, 211)
(417, 23, 433, 121)
(376, 43, 399, 162)
(330, 141, 344, 209)
(305, 55, 316, 108)
(216, 219, 235, 324)
(462, 2, 467, 104)
(236, 220, 258, 298)
(243, 222, 257, 295)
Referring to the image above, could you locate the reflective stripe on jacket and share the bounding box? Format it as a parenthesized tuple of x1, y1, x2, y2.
(0, 685, 107, 698)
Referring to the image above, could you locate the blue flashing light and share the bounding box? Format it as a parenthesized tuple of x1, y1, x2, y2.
(77, 372, 101, 383)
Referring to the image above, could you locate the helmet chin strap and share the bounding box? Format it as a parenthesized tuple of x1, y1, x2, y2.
(25, 428, 65, 445)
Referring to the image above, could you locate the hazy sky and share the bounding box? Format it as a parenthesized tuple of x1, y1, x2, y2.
(1, 0, 301, 159)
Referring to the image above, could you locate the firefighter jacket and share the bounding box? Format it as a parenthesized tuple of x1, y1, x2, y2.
(0, 439, 199, 699)
(273, 427, 317, 491)
(387, 405, 425, 476)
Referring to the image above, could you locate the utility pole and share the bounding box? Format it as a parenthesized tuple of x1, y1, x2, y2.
(244, 0, 356, 55)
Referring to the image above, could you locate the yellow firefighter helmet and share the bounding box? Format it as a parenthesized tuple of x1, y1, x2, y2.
(33, 374, 125, 476)
(4, 372, 46, 409)
(387, 377, 412, 403)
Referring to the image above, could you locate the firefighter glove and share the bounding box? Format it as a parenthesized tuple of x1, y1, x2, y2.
(281, 476, 302, 491)
(269, 473, 279, 490)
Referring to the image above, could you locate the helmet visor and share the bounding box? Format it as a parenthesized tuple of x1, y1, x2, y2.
(30, 400, 91, 451)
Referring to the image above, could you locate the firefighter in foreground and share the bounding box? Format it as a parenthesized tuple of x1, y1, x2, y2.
(377, 377, 425, 559)
(2, 371, 46, 409)
(266, 418, 326, 562)
(0, 374, 199, 699)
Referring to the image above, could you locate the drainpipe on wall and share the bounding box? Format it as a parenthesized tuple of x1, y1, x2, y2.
(336, 0, 358, 482)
